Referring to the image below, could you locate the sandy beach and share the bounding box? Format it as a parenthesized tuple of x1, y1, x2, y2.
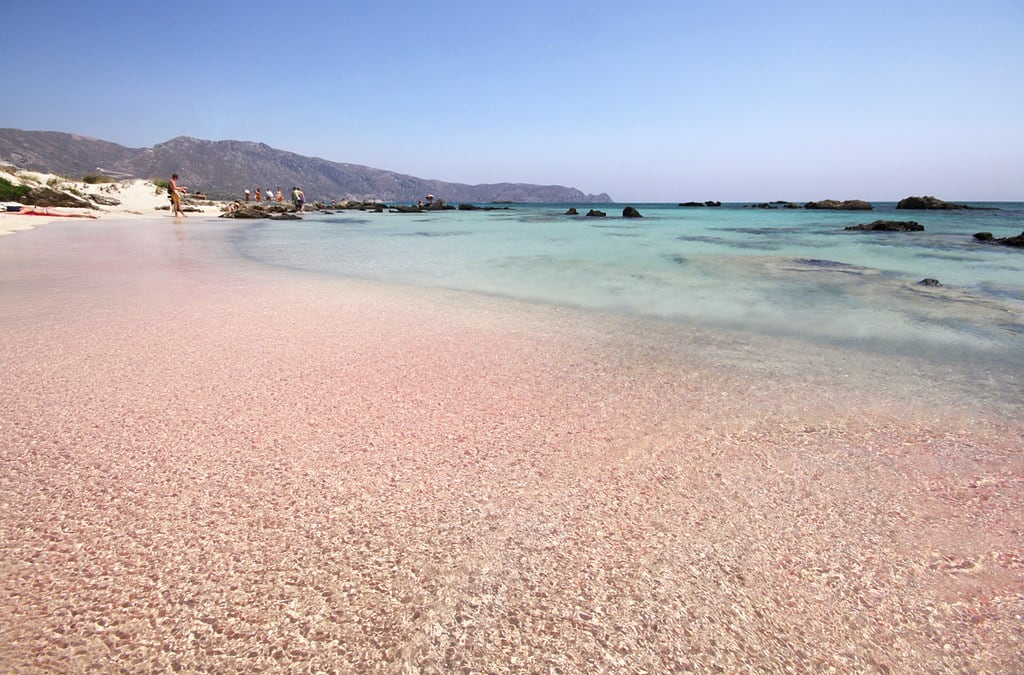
(1, 171, 221, 237)
(0, 214, 1022, 673)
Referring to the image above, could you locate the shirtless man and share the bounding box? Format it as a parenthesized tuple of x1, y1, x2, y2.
(169, 173, 188, 217)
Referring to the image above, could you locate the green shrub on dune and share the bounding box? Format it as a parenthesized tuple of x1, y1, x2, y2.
(0, 177, 32, 201)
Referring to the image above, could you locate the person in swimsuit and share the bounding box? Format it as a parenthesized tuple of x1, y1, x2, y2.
(169, 173, 188, 217)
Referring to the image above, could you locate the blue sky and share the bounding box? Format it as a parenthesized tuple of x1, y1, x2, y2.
(5, 0, 1022, 201)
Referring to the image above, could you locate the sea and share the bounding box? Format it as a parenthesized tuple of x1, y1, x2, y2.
(231, 202, 1024, 368)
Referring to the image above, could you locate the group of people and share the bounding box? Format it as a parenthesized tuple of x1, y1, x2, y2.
(245, 187, 285, 203)
(242, 186, 306, 211)
(166, 173, 308, 217)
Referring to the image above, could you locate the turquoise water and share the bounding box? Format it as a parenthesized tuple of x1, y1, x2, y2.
(233, 202, 1024, 363)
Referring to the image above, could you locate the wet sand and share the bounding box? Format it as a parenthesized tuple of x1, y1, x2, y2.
(1, 219, 1022, 672)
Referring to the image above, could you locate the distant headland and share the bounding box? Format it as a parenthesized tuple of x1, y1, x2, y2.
(0, 128, 611, 204)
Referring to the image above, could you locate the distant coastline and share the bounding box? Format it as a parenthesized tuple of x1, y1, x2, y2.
(0, 128, 611, 204)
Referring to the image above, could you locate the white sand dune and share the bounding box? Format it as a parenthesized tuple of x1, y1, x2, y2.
(1, 168, 223, 234)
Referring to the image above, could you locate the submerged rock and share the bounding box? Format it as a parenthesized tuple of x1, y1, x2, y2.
(917, 278, 942, 287)
(458, 203, 512, 211)
(565, 207, 579, 215)
(845, 220, 924, 232)
(586, 209, 606, 217)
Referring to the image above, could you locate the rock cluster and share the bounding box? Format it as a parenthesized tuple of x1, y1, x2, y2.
(745, 202, 800, 209)
(17, 186, 95, 209)
(457, 204, 512, 211)
(804, 199, 873, 211)
(973, 231, 1024, 248)
(897, 196, 971, 210)
(220, 203, 300, 219)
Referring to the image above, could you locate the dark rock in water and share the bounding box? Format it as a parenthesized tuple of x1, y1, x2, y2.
(622, 206, 643, 218)
(88, 193, 121, 206)
(918, 278, 942, 287)
(706, 200, 722, 207)
(565, 207, 579, 215)
(678, 201, 705, 207)
(220, 203, 297, 219)
(457, 203, 511, 211)
(18, 186, 94, 209)
(804, 199, 873, 211)
(897, 195, 971, 210)
(845, 220, 924, 232)
(975, 230, 1024, 248)
(586, 209, 606, 217)
(392, 205, 424, 213)
(1003, 231, 1024, 248)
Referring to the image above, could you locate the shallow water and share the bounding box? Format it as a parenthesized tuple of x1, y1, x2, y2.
(232, 203, 1024, 365)
(1, 211, 1021, 419)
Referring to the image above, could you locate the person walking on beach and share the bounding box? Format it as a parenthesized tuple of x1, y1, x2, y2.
(169, 173, 188, 217)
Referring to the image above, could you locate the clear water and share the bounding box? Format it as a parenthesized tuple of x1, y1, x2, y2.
(232, 202, 1024, 364)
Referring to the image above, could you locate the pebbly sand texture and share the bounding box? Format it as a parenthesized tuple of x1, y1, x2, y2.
(1, 219, 1022, 673)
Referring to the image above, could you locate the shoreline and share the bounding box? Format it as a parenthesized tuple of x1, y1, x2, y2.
(1, 218, 1022, 671)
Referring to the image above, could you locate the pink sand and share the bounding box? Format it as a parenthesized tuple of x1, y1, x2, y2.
(1, 219, 1021, 672)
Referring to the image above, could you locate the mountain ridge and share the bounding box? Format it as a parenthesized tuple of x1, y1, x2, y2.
(0, 129, 612, 203)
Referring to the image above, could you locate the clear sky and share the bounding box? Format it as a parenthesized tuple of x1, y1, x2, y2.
(5, 0, 1022, 201)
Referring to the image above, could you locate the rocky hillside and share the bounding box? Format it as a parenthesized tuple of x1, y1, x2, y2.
(0, 129, 611, 203)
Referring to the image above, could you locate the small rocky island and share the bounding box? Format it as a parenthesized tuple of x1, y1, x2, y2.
(897, 196, 979, 210)
(803, 199, 874, 211)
